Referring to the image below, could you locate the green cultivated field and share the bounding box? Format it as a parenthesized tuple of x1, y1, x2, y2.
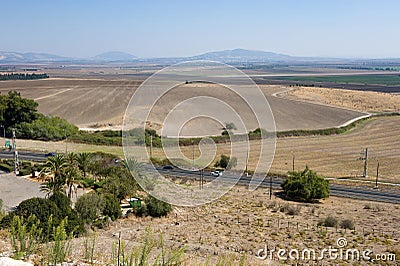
(273, 74, 400, 86)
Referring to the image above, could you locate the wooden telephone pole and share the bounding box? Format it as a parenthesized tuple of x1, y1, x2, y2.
(359, 148, 369, 177)
(375, 161, 380, 189)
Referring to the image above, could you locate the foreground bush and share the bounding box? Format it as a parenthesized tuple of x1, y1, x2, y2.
(75, 192, 105, 223)
(101, 193, 121, 221)
(281, 166, 330, 202)
(0, 197, 84, 239)
(145, 196, 172, 218)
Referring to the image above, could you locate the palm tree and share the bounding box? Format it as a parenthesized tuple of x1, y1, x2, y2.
(40, 154, 67, 181)
(76, 152, 93, 178)
(65, 152, 78, 167)
(40, 177, 65, 197)
(122, 158, 145, 178)
(39, 154, 67, 197)
(63, 166, 81, 199)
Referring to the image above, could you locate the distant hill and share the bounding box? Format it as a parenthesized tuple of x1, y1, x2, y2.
(0, 51, 72, 63)
(93, 51, 137, 61)
(190, 48, 295, 62)
(1, 49, 389, 64)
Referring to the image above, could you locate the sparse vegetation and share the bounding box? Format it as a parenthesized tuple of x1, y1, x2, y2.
(340, 219, 355, 230)
(279, 204, 302, 215)
(318, 215, 338, 228)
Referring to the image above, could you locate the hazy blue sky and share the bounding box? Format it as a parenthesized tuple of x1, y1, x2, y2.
(1, 0, 399, 58)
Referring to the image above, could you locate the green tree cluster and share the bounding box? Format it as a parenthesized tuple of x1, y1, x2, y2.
(15, 114, 78, 141)
(214, 154, 237, 170)
(0, 91, 38, 129)
(0, 73, 49, 81)
(40, 152, 92, 199)
(281, 166, 330, 202)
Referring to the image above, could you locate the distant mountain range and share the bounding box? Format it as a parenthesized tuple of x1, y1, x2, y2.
(93, 51, 137, 61)
(189, 48, 294, 62)
(0, 51, 73, 63)
(0, 49, 397, 64)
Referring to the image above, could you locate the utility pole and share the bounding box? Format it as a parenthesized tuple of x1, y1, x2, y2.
(269, 174, 272, 200)
(375, 161, 380, 189)
(360, 148, 369, 178)
(292, 153, 295, 172)
(199, 169, 204, 189)
(245, 149, 249, 176)
(12, 129, 19, 175)
(192, 141, 195, 170)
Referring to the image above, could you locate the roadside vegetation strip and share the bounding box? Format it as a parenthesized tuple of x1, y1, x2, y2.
(65, 112, 400, 147)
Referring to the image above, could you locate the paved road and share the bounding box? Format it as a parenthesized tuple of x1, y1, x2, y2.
(1, 150, 400, 204)
(155, 167, 400, 204)
(0, 150, 47, 162)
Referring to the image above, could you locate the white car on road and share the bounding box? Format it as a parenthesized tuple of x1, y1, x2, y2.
(211, 170, 222, 177)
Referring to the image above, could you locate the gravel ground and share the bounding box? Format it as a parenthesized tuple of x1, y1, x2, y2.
(0, 173, 45, 211)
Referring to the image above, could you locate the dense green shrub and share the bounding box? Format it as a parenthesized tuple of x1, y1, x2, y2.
(145, 196, 172, 218)
(281, 166, 330, 202)
(80, 178, 95, 188)
(15, 197, 61, 224)
(132, 204, 148, 217)
(0, 163, 13, 172)
(101, 167, 138, 201)
(75, 192, 105, 223)
(49, 192, 72, 214)
(64, 209, 85, 236)
(101, 193, 121, 221)
(0, 197, 84, 238)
